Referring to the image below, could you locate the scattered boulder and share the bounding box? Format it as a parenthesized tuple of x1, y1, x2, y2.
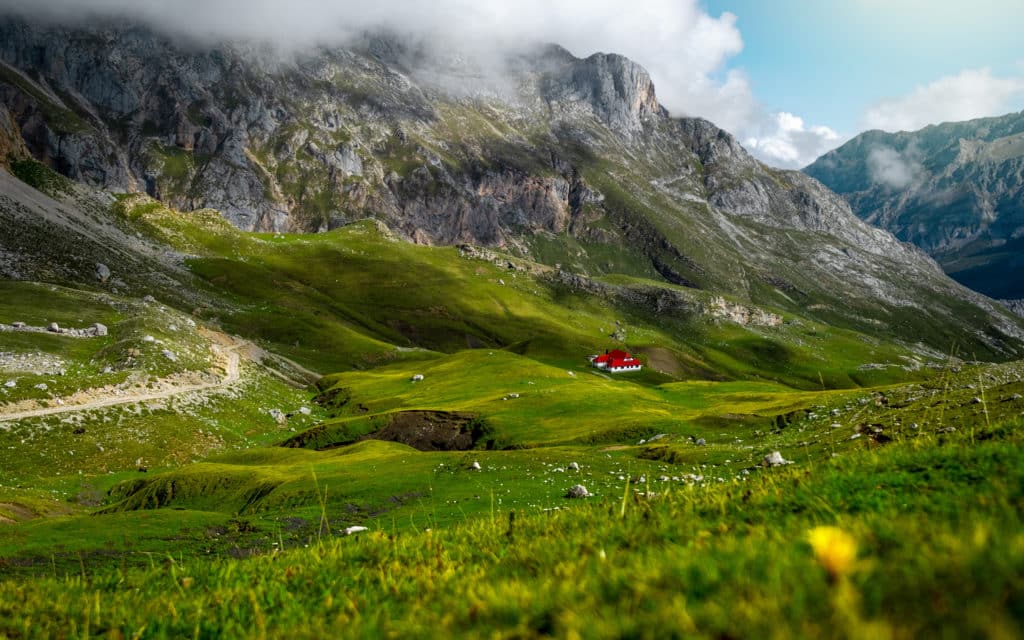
(11, 322, 25, 328)
(142, 335, 156, 343)
(47, 322, 60, 333)
(269, 409, 287, 424)
(1010, 394, 1023, 401)
(566, 484, 590, 499)
(470, 461, 482, 470)
(763, 451, 792, 467)
(298, 406, 312, 415)
(830, 423, 842, 429)
(696, 438, 706, 446)
(411, 374, 424, 382)
(142, 295, 156, 303)
(90, 323, 108, 337)
(34, 383, 48, 391)
(161, 349, 177, 362)
(970, 397, 983, 405)
(95, 263, 111, 282)
(567, 461, 580, 471)
(343, 526, 368, 535)
(3, 380, 15, 388)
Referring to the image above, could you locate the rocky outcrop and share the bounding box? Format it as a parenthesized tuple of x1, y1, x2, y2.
(540, 52, 667, 134)
(1003, 300, 1024, 318)
(805, 111, 1024, 299)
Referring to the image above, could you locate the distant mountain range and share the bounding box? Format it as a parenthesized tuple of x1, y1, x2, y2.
(805, 111, 1024, 301)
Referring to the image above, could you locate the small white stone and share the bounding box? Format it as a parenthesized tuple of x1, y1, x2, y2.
(343, 526, 368, 535)
(470, 461, 481, 470)
(763, 451, 792, 467)
(566, 484, 590, 498)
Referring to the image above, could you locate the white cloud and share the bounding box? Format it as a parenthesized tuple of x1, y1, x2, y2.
(866, 145, 924, 189)
(863, 68, 1024, 132)
(745, 112, 846, 169)
(0, 0, 747, 121)
(0, 0, 846, 169)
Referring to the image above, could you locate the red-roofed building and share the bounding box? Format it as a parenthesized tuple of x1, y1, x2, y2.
(588, 349, 642, 373)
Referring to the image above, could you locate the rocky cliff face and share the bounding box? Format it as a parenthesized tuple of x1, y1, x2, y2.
(2, 14, 1023, 356)
(805, 111, 1024, 299)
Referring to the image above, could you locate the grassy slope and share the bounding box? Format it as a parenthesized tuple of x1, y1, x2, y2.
(1, 419, 1021, 639)
(3, 178, 1022, 636)
(113, 195, 930, 389)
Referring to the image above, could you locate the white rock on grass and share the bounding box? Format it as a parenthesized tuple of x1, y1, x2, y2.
(142, 295, 156, 303)
(95, 263, 111, 282)
(566, 484, 590, 498)
(269, 409, 287, 424)
(143, 335, 156, 343)
(470, 461, 481, 470)
(763, 451, 793, 467)
(343, 526, 368, 536)
(568, 461, 580, 471)
(298, 406, 312, 415)
(3, 380, 15, 388)
(91, 323, 108, 337)
(161, 350, 177, 362)
(34, 383, 48, 391)
(411, 374, 424, 382)
(47, 322, 60, 333)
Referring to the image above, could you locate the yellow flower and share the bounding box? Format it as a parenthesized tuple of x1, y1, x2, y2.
(807, 526, 858, 581)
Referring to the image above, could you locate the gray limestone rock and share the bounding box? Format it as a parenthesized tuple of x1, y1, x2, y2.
(763, 451, 793, 467)
(566, 484, 590, 499)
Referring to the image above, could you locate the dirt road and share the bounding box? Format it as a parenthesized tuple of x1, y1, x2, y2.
(0, 332, 241, 423)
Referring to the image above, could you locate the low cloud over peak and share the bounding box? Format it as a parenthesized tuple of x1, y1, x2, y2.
(0, 0, 744, 123)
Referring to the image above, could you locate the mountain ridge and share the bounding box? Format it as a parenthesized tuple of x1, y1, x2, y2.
(804, 110, 1024, 300)
(1, 14, 1023, 358)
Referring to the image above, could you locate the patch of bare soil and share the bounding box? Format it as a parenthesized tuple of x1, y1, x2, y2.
(360, 411, 487, 451)
(635, 346, 683, 377)
(0, 502, 37, 523)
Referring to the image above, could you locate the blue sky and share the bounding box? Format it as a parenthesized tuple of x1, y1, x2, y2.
(700, 0, 1024, 164)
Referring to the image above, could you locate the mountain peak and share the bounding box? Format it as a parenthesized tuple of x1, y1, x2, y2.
(540, 50, 666, 134)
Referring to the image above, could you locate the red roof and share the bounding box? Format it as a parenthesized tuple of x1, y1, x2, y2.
(609, 357, 639, 368)
(593, 349, 633, 364)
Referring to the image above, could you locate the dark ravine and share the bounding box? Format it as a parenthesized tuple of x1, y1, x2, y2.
(805, 110, 1024, 299)
(1, 14, 1023, 357)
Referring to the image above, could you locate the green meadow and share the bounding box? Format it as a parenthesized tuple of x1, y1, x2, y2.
(0, 192, 1022, 637)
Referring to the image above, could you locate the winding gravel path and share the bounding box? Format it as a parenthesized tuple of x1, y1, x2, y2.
(0, 337, 241, 423)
